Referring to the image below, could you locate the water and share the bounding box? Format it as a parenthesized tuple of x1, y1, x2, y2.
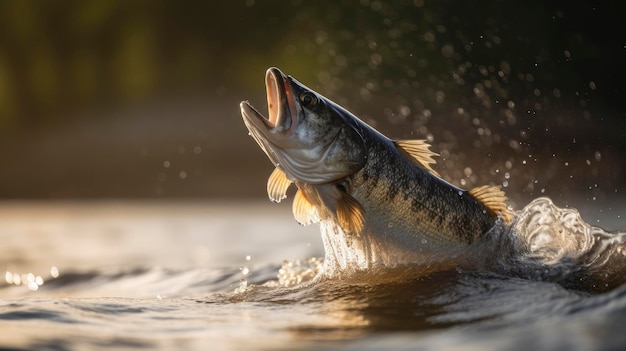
(1, 199, 625, 350)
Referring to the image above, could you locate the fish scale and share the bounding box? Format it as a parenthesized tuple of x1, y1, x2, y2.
(240, 67, 512, 268)
(354, 133, 494, 246)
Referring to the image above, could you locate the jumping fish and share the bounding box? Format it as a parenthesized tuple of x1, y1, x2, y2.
(240, 67, 512, 269)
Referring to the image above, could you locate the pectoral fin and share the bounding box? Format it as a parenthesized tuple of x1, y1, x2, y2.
(336, 191, 365, 235)
(292, 189, 318, 226)
(469, 185, 513, 223)
(267, 168, 292, 203)
(394, 139, 440, 176)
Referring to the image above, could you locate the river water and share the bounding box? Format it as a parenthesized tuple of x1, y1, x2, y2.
(1, 199, 625, 350)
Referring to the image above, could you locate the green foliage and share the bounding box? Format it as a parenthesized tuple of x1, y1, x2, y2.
(0, 0, 619, 133)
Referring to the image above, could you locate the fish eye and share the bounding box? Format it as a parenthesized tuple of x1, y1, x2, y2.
(299, 93, 318, 108)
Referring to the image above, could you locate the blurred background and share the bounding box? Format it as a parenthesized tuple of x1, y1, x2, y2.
(0, 0, 623, 213)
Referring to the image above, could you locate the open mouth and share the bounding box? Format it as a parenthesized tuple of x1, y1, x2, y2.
(265, 69, 280, 128)
(240, 68, 296, 133)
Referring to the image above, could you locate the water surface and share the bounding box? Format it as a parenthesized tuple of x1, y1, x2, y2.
(1, 200, 625, 350)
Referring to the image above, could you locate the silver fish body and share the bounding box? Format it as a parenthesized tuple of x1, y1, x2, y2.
(241, 67, 511, 268)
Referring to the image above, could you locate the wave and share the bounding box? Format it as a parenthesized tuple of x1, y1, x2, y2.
(291, 197, 626, 294)
(504, 197, 626, 292)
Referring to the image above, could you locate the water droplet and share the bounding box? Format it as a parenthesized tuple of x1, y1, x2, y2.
(594, 151, 602, 161)
(421, 239, 428, 245)
(399, 105, 411, 117)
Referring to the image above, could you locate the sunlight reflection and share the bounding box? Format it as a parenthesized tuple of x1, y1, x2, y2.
(4, 266, 59, 291)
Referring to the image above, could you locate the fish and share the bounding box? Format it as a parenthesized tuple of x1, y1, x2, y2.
(240, 67, 512, 270)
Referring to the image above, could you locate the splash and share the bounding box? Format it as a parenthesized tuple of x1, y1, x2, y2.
(509, 197, 626, 292)
(514, 197, 596, 265)
(310, 197, 626, 293)
(277, 257, 324, 288)
(319, 220, 374, 275)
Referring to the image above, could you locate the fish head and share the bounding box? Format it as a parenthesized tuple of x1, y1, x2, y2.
(241, 67, 367, 184)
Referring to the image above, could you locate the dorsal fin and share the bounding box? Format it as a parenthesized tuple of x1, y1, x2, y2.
(292, 189, 318, 226)
(267, 168, 292, 203)
(394, 139, 440, 176)
(336, 190, 365, 235)
(469, 185, 513, 224)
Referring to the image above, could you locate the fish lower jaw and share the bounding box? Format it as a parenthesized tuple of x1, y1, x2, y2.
(240, 101, 276, 129)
